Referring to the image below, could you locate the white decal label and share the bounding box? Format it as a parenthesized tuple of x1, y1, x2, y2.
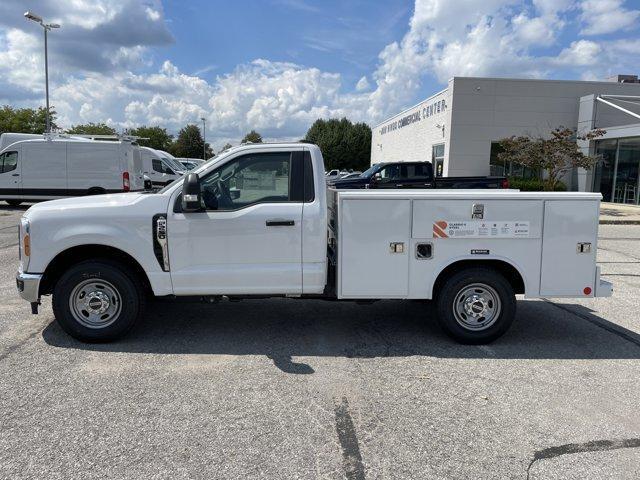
(433, 221, 530, 239)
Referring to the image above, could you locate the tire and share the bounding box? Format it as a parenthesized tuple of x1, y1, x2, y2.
(87, 188, 106, 196)
(52, 260, 145, 342)
(6, 200, 22, 207)
(435, 267, 516, 344)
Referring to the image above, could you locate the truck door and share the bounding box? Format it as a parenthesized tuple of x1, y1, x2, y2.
(167, 148, 304, 295)
(0, 148, 21, 196)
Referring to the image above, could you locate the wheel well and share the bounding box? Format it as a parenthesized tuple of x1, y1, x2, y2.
(40, 244, 152, 296)
(433, 260, 525, 296)
(87, 187, 107, 195)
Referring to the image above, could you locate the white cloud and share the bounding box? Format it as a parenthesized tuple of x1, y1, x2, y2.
(579, 0, 640, 35)
(2, 0, 640, 149)
(554, 40, 602, 66)
(355, 76, 370, 92)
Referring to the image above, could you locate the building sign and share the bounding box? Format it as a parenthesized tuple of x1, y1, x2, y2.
(379, 98, 447, 136)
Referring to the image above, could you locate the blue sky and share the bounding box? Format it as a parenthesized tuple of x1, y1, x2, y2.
(163, 0, 412, 89)
(1, 0, 639, 148)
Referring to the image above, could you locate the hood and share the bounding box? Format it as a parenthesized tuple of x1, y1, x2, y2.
(331, 176, 368, 188)
(24, 192, 167, 219)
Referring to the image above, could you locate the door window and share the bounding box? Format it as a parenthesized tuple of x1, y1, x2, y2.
(200, 152, 291, 210)
(153, 159, 173, 174)
(0, 151, 18, 174)
(402, 163, 431, 179)
(378, 164, 401, 181)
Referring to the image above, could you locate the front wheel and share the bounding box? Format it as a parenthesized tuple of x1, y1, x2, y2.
(52, 260, 145, 342)
(436, 267, 516, 344)
(6, 200, 22, 207)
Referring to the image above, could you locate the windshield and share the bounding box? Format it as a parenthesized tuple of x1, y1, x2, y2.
(163, 156, 185, 172)
(157, 151, 230, 194)
(360, 164, 382, 178)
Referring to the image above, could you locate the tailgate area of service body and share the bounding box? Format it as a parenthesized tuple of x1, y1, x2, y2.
(328, 189, 608, 300)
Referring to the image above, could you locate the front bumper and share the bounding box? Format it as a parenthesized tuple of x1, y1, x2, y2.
(16, 271, 42, 303)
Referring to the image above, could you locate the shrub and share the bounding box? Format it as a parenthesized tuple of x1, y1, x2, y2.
(508, 177, 566, 191)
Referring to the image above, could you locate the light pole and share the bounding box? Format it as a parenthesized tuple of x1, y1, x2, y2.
(24, 11, 60, 133)
(201, 117, 206, 160)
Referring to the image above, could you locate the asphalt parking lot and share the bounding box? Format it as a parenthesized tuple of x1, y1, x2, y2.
(0, 203, 639, 479)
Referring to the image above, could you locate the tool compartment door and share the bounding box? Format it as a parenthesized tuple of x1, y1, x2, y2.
(339, 198, 411, 298)
(540, 200, 599, 296)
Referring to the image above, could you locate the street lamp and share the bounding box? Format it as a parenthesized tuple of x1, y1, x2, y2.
(24, 11, 60, 133)
(201, 117, 206, 160)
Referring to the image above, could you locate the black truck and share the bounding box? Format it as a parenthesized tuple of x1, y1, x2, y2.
(330, 161, 508, 189)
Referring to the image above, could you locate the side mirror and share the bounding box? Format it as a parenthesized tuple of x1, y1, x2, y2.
(230, 188, 241, 200)
(143, 175, 153, 191)
(181, 173, 202, 212)
(372, 173, 382, 182)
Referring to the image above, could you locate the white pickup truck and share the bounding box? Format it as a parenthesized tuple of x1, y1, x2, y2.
(16, 143, 612, 344)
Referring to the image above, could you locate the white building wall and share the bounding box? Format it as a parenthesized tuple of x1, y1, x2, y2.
(370, 86, 451, 166)
(447, 77, 640, 178)
(373, 76, 640, 184)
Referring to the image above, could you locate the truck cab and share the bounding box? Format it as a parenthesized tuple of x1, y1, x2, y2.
(16, 143, 611, 345)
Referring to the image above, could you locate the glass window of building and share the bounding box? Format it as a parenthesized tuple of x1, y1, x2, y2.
(432, 144, 445, 177)
(593, 137, 640, 204)
(489, 142, 540, 179)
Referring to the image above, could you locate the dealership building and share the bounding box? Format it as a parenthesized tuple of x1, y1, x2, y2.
(370, 76, 640, 204)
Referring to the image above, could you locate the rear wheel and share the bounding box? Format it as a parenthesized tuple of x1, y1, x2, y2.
(436, 267, 516, 344)
(52, 260, 144, 342)
(6, 200, 22, 207)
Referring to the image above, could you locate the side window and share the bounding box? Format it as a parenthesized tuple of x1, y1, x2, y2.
(0, 151, 18, 174)
(152, 159, 165, 173)
(403, 163, 429, 179)
(200, 152, 291, 210)
(379, 164, 400, 181)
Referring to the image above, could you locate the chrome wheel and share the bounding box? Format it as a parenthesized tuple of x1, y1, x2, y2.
(69, 279, 122, 329)
(452, 283, 502, 331)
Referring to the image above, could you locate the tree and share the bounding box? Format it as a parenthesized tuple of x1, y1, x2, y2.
(218, 143, 233, 154)
(171, 124, 213, 159)
(128, 126, 173, 151)
(67, 122, 116, 135)
(498, 127, 606, 191)
(303, 118, 371, 171)
(0, 105, 57, 135)
(241, 130, 263, 143)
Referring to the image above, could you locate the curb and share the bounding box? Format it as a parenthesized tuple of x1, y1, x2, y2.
(599, 220, 640, 225)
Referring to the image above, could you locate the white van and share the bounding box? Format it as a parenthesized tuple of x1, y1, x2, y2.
(140, 147, 184, 187)
(0, 134, 144, 206)
(0, 133, 42, 152)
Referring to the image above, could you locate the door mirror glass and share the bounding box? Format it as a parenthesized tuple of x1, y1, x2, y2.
(181, 173, 203, 212)
(143, 175, 153, 191)
(372, 172, 382, 182)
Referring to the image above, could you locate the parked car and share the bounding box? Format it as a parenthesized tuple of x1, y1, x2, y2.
(140, 147, 184, 188)
(16, 143, 611, 346)
(176, 158, 205, 170)
(0, 133, 145, 206)
(339, 172, 362, 180)
(331, 161, 508, 189)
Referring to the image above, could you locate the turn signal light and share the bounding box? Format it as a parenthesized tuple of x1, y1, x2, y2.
(23, 234, 30, 257)
(501, 178, 510, 189)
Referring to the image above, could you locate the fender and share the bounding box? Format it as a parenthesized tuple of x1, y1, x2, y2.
(428, 254, 529, 299)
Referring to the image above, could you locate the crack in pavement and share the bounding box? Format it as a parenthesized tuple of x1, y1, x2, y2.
(334, 396, 366, 480)
(526, 438, 640, 479)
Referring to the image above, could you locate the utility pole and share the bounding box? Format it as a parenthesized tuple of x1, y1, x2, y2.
(24, 11, 60, 133)
(201, 117, 206, 160)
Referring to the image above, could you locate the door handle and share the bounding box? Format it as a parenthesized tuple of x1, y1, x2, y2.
(12, 174, 19, 177)
(266, 220, 295, 226)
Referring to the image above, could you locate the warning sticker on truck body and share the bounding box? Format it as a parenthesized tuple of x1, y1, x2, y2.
(433, 221, 530, 239)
